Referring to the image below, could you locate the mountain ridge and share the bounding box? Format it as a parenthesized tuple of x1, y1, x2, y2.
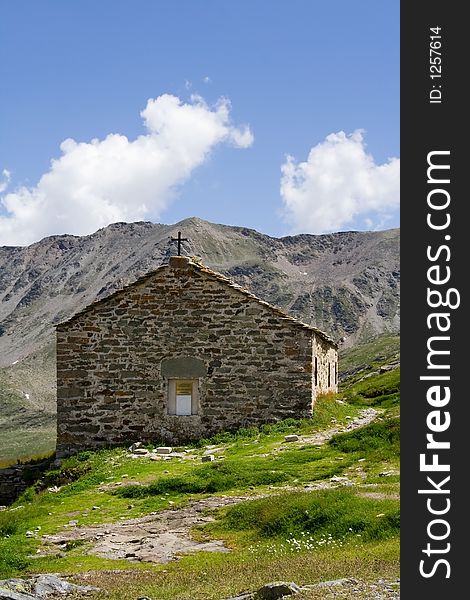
(0, 218, 399, 367)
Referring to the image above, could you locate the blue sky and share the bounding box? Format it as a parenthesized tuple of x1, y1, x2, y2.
(0, 0, 399, 246)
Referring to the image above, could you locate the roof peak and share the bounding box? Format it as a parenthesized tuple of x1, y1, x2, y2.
(57, 255, 337, 347)
(169, 255, 192, 268)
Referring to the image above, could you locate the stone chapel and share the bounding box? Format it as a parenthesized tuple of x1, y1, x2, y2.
(56, 255, 338, 456)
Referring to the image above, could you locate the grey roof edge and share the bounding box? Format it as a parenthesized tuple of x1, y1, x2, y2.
(55, 258, 338, 348)
(194, 262, 337, 347)
(55, 264, 168, 329)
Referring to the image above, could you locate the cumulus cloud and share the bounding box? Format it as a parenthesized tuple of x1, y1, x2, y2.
(0, 94, 253, 246)
(280, 130, 399, 234)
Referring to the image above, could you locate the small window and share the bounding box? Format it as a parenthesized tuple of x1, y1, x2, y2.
(328, 363, 331, 388)
(168, 379, 199, 415)
(314, 357, 318, 387)
(175, 380, 192, 415)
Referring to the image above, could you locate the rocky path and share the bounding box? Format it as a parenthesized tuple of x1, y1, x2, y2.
(42, 495, 249, 563)
(42, 408, 381, 565)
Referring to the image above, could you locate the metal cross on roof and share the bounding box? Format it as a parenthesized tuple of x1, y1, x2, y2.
(170, 231, 189, 256)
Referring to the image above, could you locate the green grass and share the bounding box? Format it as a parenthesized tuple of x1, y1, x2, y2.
(0, 428, 56, 467)
(189, 393, 359, 448)
(329, 417, 399, 458)
(341, 368, 400, 409)
(339, 334, 400, 380)
(0, 539, 32, 576)
(0, 414, 399, 580)
(114, 459, 290, 498)
(211, 488, 399, 543)
(113, 445, 354, 500)
(69, 539, 399, 600)
(0, 353, 400, 598)
(337, 335, 400, 419)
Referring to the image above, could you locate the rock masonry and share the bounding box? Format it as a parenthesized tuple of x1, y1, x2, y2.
(0, 460, 52, 506)
(56, 256, 337, 456)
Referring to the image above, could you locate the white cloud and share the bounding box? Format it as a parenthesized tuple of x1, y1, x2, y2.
(203, 76, 211, 84)
(0, 169, 10, 193)
(0, 94, 253, 246)
(280, 130, 399, 234)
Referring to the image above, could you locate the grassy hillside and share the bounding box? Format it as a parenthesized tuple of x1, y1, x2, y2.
(0, 353, 400, 599)
(0, 343, 56, 464)
(339, 333, 399, 382)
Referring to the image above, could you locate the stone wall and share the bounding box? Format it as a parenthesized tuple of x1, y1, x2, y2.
(0, 461, 51, 506)
(313, 335, 339, 393)
(57, 257, 337, 455)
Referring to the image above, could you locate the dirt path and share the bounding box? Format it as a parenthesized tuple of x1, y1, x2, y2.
(42, 408, 380, 565)
(298, 407, 379, 446)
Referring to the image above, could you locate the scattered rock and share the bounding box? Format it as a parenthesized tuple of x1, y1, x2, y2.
(284, 435, 299, 442)
(304, 577, 358, 589)
(255, 581, 301, 599)
(0, 589, 32, 600)
(300, 577, 400, 599)
(63, 520, 78, 528)
(203, 447, 223, 455)
(155, 447, 172, 454)
(0, 574, 100, 599)
(128, 442, 144, 452)
(201, 455, 215, 462)
(131, 448, 149, 456)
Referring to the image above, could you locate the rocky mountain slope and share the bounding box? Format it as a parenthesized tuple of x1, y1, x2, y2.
(0, 218, 399, 459)
(0, 217, 399, 366)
